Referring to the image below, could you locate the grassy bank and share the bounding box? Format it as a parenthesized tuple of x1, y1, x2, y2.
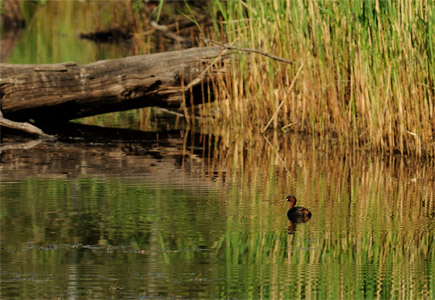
(207, 0, 434, 157)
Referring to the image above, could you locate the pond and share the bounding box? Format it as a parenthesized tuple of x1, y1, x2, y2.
(1, 129, 434, 299)
(1, 2, 434, 299)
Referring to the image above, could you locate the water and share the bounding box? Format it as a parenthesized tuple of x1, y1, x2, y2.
(1, 132, 434, 299)
(1, 2, 434, 299)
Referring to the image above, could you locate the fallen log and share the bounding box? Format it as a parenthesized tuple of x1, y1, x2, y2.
(0, 46, 226, 123)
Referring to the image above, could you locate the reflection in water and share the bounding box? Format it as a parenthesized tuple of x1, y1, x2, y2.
(1, 125, 434, 299)
(287, 216, 312, 235)
(6, 1, 205, 65)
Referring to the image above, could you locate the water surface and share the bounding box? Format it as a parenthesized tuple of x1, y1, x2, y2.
(1, 131, 434, 299)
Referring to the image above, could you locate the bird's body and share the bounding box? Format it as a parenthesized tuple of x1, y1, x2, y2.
(285, 195, 312, 218)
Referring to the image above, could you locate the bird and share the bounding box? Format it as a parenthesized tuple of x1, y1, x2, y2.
(285, 195, 312, 219)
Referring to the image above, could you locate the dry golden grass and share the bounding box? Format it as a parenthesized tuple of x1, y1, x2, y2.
(204, 0, 434, 157)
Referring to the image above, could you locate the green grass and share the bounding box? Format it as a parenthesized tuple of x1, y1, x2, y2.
(208, 0, 434, 157)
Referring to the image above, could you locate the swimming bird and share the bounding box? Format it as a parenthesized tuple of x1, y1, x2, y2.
(285, 195, 312, 219)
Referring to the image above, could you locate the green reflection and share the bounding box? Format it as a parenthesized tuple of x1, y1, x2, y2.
(8, 1, 137, 64)
(1, 165, 433, 299)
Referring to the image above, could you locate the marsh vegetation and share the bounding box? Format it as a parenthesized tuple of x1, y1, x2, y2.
(204, 0, 434, 157)
(1, 1, 434, 299)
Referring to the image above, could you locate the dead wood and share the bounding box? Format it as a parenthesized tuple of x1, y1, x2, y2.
(79, 27, 133, 43)
(149, 20, 186, 43)
(202, 37, 295, 65)
(0, 110, 55, 138)
(0, 46, 226, 122)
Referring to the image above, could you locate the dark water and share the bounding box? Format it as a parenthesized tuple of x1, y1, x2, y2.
(1, 2, 434, 299)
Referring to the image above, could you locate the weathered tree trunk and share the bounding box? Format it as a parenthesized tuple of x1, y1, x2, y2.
(0, 46, 225, 122)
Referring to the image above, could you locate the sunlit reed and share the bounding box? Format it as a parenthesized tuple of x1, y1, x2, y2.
(207, 0, 434, 157)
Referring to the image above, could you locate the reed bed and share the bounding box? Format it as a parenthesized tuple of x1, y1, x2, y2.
(206, 0, 434, 157)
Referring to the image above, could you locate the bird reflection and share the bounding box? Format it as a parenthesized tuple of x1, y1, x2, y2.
(287, 214, 311, 234)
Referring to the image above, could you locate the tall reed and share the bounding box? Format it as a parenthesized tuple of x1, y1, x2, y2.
(208, 0, 434, 157)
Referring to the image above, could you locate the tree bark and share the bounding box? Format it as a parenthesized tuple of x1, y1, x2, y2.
(0, 46, 225, 122)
